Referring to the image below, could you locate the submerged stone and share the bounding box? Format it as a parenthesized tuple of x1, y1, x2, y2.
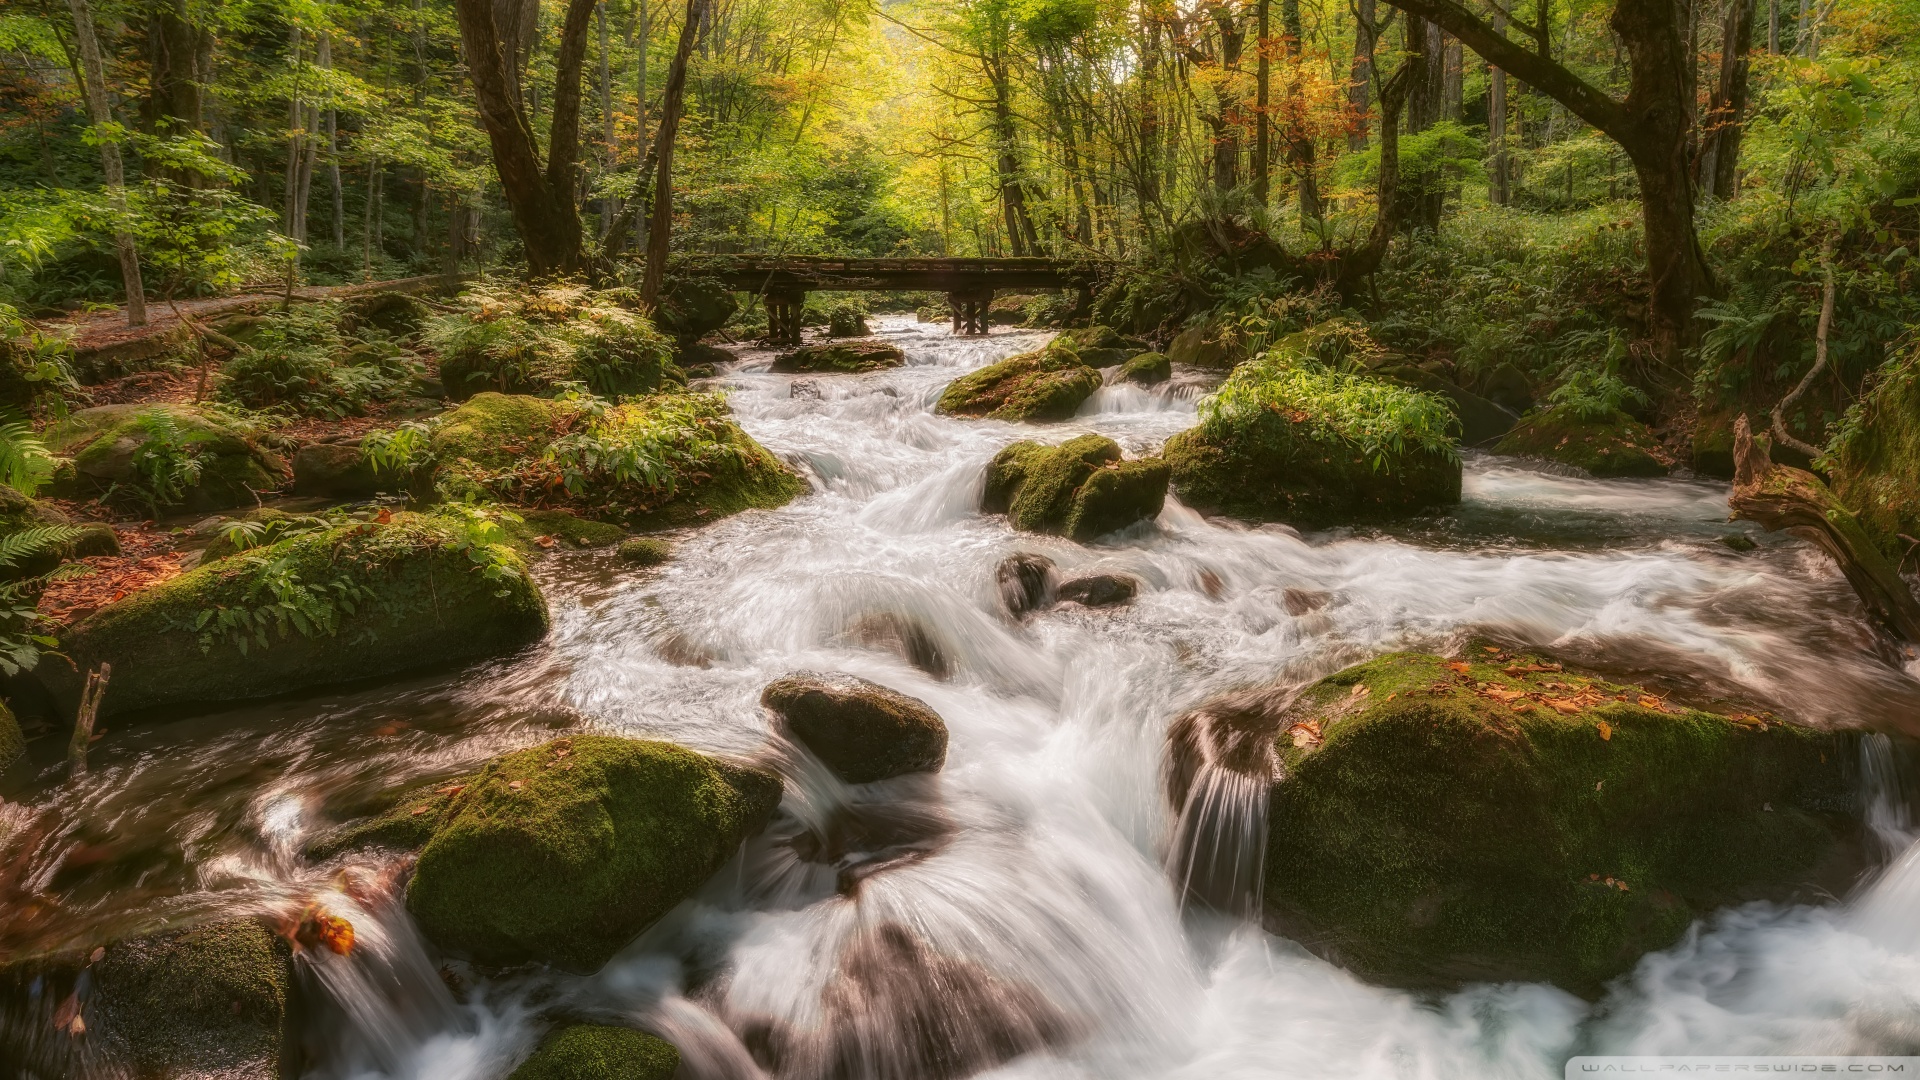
(407, 734, 782, 973)
(44, 403, 286, 513)
(508, 1025, 680, 1080)
(1495, 405, 1671, 477)
(770, 341, 905, 374)
(1209, 647, 1864, 993)
(37, 511, 548, 721)
(982, 435, 1168, 541)
(936, 342, 1102, 421)
(1055, 572, 1138, 607)
(995, 552, 1057, 616)
(762, 672, 949, 784)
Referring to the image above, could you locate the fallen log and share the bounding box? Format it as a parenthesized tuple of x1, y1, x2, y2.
(1730, 414, 1920, 641)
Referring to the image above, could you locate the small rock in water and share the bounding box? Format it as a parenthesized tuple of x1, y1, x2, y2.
(1055, 573, 1138, 608)
(1283, 587, 1330, 615)
(762, 672, 949, 784)
(996, 552, 1056, 616)
(618, 537, 673, 566)
(507, 1024, 679, 1080)
(846, 612, 951, 679)
(1719, 534, 1758, 552)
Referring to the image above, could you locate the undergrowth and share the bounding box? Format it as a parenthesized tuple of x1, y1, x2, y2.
(424, 281, 680, 399)
(1202, 348, 1459, 470)
(219, 301, 422, 417)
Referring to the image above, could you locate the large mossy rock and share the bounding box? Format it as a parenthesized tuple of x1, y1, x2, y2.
(655, 277, 738, 342)
(45, 404, 286, 513)
(770, 341, 905, 374)
(936, 342, 1101, 421)
(983, 434, 1168, 541)
(1829, 353, 1920, 559)
(1164, 365, 1460, 527)
(37, 511, 548, 720)
(1117, 352, 1171, 386)
(1495, 405, 1671, 477)
(292, 437, 422, 499)
(1167, 321, 1239, 370)
(431, 392, 804, 530)
(761, 672, 948, 784)
(1245, 648, 1860, 993)
(406, 735, 782, 972)
(509, 1025, 680, 1080)
(0, 918, 294, 1079)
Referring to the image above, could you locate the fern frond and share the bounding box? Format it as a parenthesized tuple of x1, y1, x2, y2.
(0, 523, 86, 570)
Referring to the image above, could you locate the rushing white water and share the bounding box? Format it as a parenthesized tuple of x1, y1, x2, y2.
(11, 316, 1920, 1077)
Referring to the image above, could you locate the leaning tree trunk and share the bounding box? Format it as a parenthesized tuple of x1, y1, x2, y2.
(64, 0, 145, 326)
(1348, 0, 1375, 150)
(640, 0, 706, 308)
(1698, 0, 1757, 199)
(1730, 416, 1920, 642)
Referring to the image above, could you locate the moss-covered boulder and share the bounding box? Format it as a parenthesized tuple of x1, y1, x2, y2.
(0, 918, 294, 1078)
(0, 484, 117, 581)
(509, 1025, 680, 1080)
(425, 283, 684, 401)
(1829, 353, 1920, 559)
(770, 341, 905, 375)
(292, 437, 422, 499)
(983, 435, 1168, 541)
(1234, 647, 1860, 992)
(37, 510, 548, 720)
(1692, 411, 1737, 479)
(1059, 325, 1150, 354)
(431, 392, 805, 531)
(406, 734, 782, 972)
(762, 672, 948, 784)
(1495, 405, 1671, 477)
(936, 342, 1102, 422)
(617, 537, 672, 565)
(1164, 363, 1460, 527)
(1117, 352, 1172, 386)
(1167, 321, 1238, 370)
(45, 404, 286, 513)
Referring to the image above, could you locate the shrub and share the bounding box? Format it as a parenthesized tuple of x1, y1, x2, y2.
(218, 301, 422, 417)
(1202, 352, 1459, 472)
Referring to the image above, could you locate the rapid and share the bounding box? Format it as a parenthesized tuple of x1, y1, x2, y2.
(4, 315, 1919, 1078)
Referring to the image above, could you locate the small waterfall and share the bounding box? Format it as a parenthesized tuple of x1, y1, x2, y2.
(1163, 689, 1289, 918)
(1859, 732, 1914, 858)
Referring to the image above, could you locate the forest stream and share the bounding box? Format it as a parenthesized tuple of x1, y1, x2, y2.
(3, 317, 1919, 1079)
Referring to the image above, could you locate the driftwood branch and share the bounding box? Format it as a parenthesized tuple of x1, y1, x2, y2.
(1772, 235, 1835, 460)
(67, 662, 111, 776)
(1730, 415, 1920, 641)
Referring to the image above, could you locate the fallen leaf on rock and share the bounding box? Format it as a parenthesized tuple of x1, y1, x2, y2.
(434, 785, 464, 797)
(1481, 685, 1528, 703)
(1482, 646, 1502, 654)
(508, 780, 524, 790)
(296, 908, 355, 956)
(1447, 661, 1471, 674)
(1545, 698, 1582, 714)
(1597, 721, 1613, 740)
(1638, 695, 1663, 709)
(411, 805, 429, 816)
(534, 535, 557, 549)
(1290, 721, 1324, 748)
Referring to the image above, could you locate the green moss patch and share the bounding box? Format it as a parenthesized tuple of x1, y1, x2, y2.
(406, 734, 783, 972)
(1495, 404, 1671, 477)
(89, 919, 292, 1078)
(769, 341, 905, 374)
(45, 403, 286, 513)
(936, 341, 1102, 421)
(617, 537, 672, 565)
(38, 509, 548, 720)
(424, 282, 684, 400)
(1166, 362, 1460, 527)
(509, 1025, 679, 1080)
(1830, 349, 1920, 559)
(984, 434, 1168, 541)
(1262, 646, 1857, 993)
(509, 509, 627, 550)
(1117, 352, 1171, 386)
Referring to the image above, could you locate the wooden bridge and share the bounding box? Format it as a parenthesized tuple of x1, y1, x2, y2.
(693, 256, 1107, 343)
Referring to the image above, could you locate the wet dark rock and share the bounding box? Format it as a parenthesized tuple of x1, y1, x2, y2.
(995, 552, 1057, 616)
(737, 922, 1072, 1080)
(0, 918, 295, 1079)
(1376, 364, 1518, 448)
(0, 698, 22, 770)
(617, 537, 673, 565)
(983, 435, 1168, 541)
(1481, 362, 1534, 414)
(511, 509, 626, 550)
(406, 734, 783, 973)
(1242, 645, 1868, 994)
(845, 613, 951, 679)
(770, 341, 905, 375)
(1719, 534, 1759, 553)
(508, 1024, 679, 1080)
(781, 796, 957, 896)
(1282, 588, 1330, 615)
(1166, 322, 1237, 370)
(762, 672, 949, 784)
(827, 308, 870, 338)
(675, 341, 734, 378)
(1054, 573, 1138, 608)
(1116, 352, 1171, 386)
(935, 341, 1101, 421)
(348, 292, 430, 338)
(656, 277, 739, 341)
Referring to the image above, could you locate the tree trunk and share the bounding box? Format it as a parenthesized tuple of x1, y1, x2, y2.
(141, 0, 207, 136)
(1282, 0, 1321, 228)
(1698, 0, 1756, 199)
(452, 0, 597, 277)
(989, 54, 1040, 255)
(1254, 0, 1270, 205)
(1489, 12, 1509, 204)
(322, 34, 344, 248)
(634, 0, 649, 252)
(597, 1, 617, 237)
(1380, 0, 1716, 361)
(640, 0, 706, 307)
(1348, 0, 1375, 150)
(1335, 59, 1412, 295)
(65, 0, 145, 326)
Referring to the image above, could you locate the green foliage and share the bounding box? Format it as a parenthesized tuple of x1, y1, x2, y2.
(539, 393, 749, 503)
(0, 303, 77, 413)
(123, 407, 217, 513)
(0, 411, 55, 495)
(425, 282, 681, 400)
(0, 521, 87, 675)
(1202, 350, 1459, 472)
(1336, 121, 1486, 205)
(215, 514, 331, 554)
(219, 302, 422, 417)
(361, 422, 436, 475)
(1546, 334, 1651, 421)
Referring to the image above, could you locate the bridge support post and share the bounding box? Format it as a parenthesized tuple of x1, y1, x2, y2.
(948, 287, 994, 337)
(765, 288, 806, 346)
